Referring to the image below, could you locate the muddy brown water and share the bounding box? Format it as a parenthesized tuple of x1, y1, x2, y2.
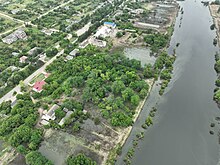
(116, 0, 220, 165)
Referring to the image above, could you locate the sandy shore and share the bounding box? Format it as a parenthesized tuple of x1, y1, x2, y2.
(209, 4, 220, 47)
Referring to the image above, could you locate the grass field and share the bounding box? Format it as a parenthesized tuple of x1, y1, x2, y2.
(30, 73, 45, 84)
(0, 15, 21, 33)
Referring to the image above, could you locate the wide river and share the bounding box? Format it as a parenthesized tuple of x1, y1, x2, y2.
(116, 0, 220, 165)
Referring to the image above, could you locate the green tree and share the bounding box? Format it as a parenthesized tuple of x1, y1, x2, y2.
(25, 151, 53, 165)
(130, 94, 140, 106)
(121, 88, 135, 101)
(215, 60, 220, 73)
(72, 122, 81, 133)
(67, 153, 97, 165)
(55, 108, 66, 120)
(112, 80, 126, 94)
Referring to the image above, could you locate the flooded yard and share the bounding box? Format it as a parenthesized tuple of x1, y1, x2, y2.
(124, 47, 156, 66)
(39, 129, 103, 165)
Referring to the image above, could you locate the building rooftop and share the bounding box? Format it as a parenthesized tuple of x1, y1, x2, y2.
(19, 56, 28, 63)
(69, 49, 79, 56)
(2, 28, 27, 44)
(59, 111, 74, 126)
(104, 22, 116, 28)
(33, 80, 46, 92)
(40, 119, 49, 125)
(47, 104, 59, 117)
(42, 104, 59, 121)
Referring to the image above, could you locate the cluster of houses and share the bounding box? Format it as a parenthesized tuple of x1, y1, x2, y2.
(19, 47, 47, 64)
(2, 29, 27, 44)
(40, 104, 74, 126)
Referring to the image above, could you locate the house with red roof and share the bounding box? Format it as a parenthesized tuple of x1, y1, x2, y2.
(33, 80, 46, 93)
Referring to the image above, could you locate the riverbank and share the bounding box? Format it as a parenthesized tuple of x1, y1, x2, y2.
(107, 4, 179, 164)
(209, 4, 220, 47)
(128, 1, 220, 164)
(105, 79, 155, 164)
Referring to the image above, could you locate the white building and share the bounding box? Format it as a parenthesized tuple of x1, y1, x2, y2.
(42, 104, 59, 121)
(2, 29, 27, 44)
(69, 49, 79, 56)
(59, 111, 74, 126)
(19, 56, 28, 63)
(95, 26, 112, 38)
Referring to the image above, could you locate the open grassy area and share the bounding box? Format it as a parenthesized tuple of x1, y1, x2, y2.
(30, 73, 45, 85)
(0, 15, 21, 34)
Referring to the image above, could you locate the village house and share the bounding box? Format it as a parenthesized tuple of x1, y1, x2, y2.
(40, 120, 49, 125)
(19, 56, 28, 63)
(11, 9, 20, 15)
(69, 49, 79, 57)
(59, 110, 74, 126)
(41, 29, 54, 36)
(32, 80, 46, 93)
(2, 29, 27, 44)
(28, 47, 40, 56)
(12, 52, 19, 56)
(42, 104, 59, 121)
(66, 55, 74, 61)
(38, 53, 47, 62)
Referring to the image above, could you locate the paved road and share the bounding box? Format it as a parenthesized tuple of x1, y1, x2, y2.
(0, 50, 64, 104)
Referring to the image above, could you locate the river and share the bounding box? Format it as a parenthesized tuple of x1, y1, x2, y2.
(116, 0, 220, 165)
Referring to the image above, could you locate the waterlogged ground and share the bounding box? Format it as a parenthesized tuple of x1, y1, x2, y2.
(39, 129, 102, 165)
(124, 47, 156, 66)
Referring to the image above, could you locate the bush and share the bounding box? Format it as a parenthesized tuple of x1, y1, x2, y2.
(25, 151, 53, 165)
(67, 153, 97, 165)
(94, 117, 101, 125)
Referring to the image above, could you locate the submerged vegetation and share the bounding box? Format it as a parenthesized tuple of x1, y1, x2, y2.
(123, 107, 157, 164)
(0, 0, 178, 163)
(213, 52, 220, 105)
(144, 33, 169, 53)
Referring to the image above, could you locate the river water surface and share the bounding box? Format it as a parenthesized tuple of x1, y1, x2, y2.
(117, 0, 220, 165)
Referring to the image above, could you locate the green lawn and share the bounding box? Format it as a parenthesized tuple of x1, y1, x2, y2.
(30, 73, 45, 84)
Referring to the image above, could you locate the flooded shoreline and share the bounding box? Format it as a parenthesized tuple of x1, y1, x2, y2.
(117, 0, 220, 165)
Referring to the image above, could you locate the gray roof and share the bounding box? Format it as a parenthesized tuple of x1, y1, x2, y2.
(47, 104, 59, 117)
